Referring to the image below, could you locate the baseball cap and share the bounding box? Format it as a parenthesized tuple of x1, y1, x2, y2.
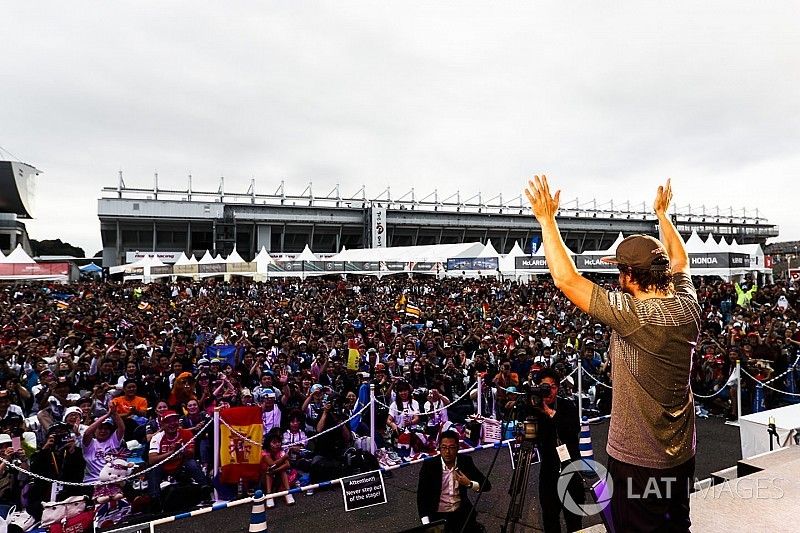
(0, 434, 11, 445)
(63, 406, 83, 421)
(601, 234, 670, 271)
(160, 410, 180, 422)
(310, 384, 323, 393)
(100, 418, 117, 427)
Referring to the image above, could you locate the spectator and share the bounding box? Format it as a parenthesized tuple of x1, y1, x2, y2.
(147, 411, 210, 507)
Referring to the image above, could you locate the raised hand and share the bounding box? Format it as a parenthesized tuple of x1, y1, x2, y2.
(524, 175, 561, 222)
(653, 179, 673, 216)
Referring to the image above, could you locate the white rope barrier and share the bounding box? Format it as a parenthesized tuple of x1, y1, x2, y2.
(741, 367, 800, 397)
(374, 381, 478, 417)
(580, 367, 613, 389)
(762, 355, 800, 385)
(221, 402, 371, 449)
(0, 417, 214, 487)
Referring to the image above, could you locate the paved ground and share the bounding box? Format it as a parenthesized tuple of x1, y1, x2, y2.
(142, 417, 741, 533)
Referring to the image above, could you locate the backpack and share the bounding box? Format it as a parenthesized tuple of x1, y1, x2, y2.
(343, 448, 380, 476)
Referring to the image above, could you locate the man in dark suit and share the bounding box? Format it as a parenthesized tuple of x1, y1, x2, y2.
(417, 430, 492, 533)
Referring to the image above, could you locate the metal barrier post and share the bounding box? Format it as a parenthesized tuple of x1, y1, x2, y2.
(213, 407, 221, 500)
(577, 364, 583, 423)
(477, 374, 483, 417)
(736, 359, 742, 424)
(370, 383, 376, 454)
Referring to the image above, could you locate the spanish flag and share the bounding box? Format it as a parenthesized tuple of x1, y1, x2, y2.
(220, 406, 263, 483)
(347, 339, 360, 371)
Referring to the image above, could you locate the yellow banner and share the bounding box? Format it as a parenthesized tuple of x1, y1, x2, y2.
(220, 423, 263, 467)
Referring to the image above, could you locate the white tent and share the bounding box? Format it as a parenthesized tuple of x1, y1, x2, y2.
(499, 242, 526, 274)
(685, 231, 712, 254)
(188, 254, 199, 265)
(477, 240, 500, 258)
(173, 252, 190, 266)
(705, 233, 721, 250)
(0, 249, 6, 263)
(198, 250, 215, 264)
(333, 242, 484, 264)
(330, 246, 347, 260)
(295, 245, 318, 262)
(225, 246, 246, 264)
(4, 244, 36, 264)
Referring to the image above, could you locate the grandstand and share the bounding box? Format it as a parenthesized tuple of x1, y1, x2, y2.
(0, 153, 41, 255)
(98, 173, 779, 266)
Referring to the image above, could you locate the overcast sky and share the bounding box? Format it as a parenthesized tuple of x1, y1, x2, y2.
(2, 2, 798, 256)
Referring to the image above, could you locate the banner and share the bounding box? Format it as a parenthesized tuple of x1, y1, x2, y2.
(125, 251, 185, 263)
(347, 339, 360, 371)
(226, 262, 256, 273)
(515, 256, 549, 270)
(446, 257, 499, 271)
(173, 264, 198, 275)
(150, 265, 172, 275)
(198, 263, 226, 274)
(220, 407, 263, 483)
(689, 252, 750, 269)
(0, 263, 70, 277)
(370, 206, 387, 248)
(205, 344, 238, 366)
(575, 255, 612, 271)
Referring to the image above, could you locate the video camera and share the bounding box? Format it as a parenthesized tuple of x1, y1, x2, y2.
(515, 382, 553, 410)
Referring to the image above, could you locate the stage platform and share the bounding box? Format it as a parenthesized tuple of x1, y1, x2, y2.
(738, 403, 800, 458)
(691, 445, 800, 531)
(578, 446, 800, 532)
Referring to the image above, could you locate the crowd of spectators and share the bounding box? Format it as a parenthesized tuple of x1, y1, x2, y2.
(0, 273, 797, 519)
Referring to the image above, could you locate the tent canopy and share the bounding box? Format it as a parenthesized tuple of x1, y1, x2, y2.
(79, 263, 102, 273)
(333, 242, 484, 263)
(3, 244, 36, 264)
(295, 245, 318, 262)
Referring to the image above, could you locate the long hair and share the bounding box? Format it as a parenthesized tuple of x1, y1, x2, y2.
(618, 263, 673, 293)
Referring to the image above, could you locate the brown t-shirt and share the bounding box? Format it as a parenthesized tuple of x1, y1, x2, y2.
(589, 273, 701, 469)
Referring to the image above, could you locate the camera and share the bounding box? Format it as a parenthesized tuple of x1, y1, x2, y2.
(517, 383, 554, 409)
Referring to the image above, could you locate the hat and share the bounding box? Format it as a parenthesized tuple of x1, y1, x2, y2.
(265, 391, 277, 399)
(100, 418, 117, 428)
(601, 234, 669, 271)
(310, 384, 323, 394)
(0, 434, 11, 445)
(63, 406, 83, 421)
(197, 358, 210, 365)
(160, 410, 180, 422)
(241, 388, 253, 397)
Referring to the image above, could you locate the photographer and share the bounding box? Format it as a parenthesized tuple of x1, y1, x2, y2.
(0, 433, 28, 509)
(28, 423, 86, 520)
(520, 368, 583, 533)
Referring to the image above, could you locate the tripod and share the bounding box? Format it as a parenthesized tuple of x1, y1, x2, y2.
(502, 438, 537, 533)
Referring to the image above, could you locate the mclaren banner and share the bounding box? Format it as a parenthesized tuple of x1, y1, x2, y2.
(514, 256, 549, 270)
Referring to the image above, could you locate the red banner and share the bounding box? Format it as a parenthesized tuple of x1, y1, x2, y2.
(220, 406, 263, 484)
(0, 263, 69, 277)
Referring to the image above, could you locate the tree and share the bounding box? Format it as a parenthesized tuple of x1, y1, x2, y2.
(30, 239, 85, 258)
